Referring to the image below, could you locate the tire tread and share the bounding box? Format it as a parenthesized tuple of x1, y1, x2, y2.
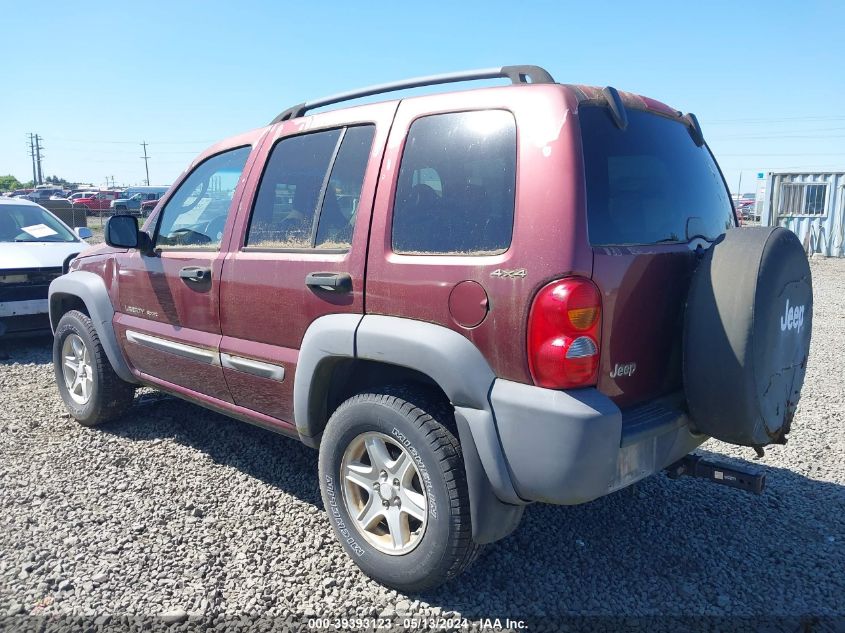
(327, 384, 483, 589)
(54, 310, 134, 426)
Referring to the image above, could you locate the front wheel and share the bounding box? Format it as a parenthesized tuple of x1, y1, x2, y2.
(53, 310, 135, 426)
(318, 386, 480, 592)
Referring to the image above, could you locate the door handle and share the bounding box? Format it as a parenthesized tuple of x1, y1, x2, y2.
(305, 272, 352, 293)
(179, 266, 211, 283)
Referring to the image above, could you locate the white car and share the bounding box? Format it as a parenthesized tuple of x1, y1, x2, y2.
(0, 197, 92, 336)
(68, 191, 98, 203)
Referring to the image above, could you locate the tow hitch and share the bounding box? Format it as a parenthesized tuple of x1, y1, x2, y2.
(665, 454, 766, 495)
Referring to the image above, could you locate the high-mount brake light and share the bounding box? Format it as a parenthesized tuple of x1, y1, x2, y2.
(527, 278, 602, 389)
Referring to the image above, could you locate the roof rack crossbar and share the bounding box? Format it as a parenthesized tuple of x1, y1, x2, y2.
(270, 65, 555, 124)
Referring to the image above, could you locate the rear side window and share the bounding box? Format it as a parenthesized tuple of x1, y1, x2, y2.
(392, 110, 516, 255)
(247, 125, 375, 250)
(581, 106, 734, 246)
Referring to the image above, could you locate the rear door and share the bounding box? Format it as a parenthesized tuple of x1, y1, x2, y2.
(579, 105, 735, 408)
(218, 102, 395, 424)
(113, 143, 259, 401)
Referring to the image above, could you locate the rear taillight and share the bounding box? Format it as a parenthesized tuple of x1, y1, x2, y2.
(527, 277, 602, 389)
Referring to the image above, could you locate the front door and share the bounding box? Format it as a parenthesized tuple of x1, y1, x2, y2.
(113, 144, 258, 402)
(218, 102, 396, 423)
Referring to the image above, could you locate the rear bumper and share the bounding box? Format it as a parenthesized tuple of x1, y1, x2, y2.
(490, 380, 705, 505)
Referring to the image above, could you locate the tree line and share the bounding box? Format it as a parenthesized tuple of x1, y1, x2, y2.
(0, 174, 76, 192)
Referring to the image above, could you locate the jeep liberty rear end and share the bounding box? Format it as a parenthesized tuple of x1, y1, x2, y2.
(49, 66, 813, 591)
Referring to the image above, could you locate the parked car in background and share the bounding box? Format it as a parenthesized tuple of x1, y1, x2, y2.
(734, 193, 758, 221)
(0, 197, 91, 336)
(24, 188, 64, 202)
(48, 65, 813, 591)
(8, 189, 35, 198)
(110, 186, 169, 215)
(71, 191, 121, 214)
(139, 198, 160, 215)
(68, 191, 98, 203)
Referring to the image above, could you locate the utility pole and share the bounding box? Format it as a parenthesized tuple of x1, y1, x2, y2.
(140, 141, 150, 186)
(28, 134, 37, 185)
(34, 134, 44, 185)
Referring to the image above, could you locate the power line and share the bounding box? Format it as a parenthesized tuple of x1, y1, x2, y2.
(709, 132, 845, 140)
(706, 115, 845, 124)
(716, 152, 845, 157)
(44, 147, 198, 156)
(50, 137, 216, 145)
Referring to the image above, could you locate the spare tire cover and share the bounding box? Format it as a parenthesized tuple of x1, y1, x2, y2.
(684, 227, 813, 446)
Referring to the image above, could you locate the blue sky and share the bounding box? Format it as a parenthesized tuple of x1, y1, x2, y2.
(2, 0, 843, 192)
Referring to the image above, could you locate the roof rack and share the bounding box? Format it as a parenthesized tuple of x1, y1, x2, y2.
(270, 65, 555, 124)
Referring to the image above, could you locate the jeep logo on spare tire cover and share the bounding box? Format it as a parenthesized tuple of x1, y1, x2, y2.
(683, 227, 813, 447)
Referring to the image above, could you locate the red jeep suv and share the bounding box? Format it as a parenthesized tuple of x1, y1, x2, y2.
(48, 66, 813, 591)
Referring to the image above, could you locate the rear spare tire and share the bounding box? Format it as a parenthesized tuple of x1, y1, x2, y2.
(684, 227, 812, 447)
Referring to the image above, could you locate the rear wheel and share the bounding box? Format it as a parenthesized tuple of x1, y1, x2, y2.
(53, 310, 135, 426)
(318, 386, 480, 591)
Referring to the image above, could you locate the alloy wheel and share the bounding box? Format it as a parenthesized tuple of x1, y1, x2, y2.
(340, 431, 428, 555)
(61, 333, 93, 405)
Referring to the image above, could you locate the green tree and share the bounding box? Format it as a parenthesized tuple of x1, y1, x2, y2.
(0, 175, 23, 191)
(45, 175, 73, 188)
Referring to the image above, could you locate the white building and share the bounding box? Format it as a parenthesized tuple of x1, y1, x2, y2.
(761, 171, 845, 257)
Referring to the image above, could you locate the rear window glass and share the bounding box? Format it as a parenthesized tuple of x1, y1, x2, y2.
(581, 106, 734, 246)
(392, 110, 516, 255)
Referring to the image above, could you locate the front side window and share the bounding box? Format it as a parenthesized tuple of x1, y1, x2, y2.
(246, 125, 375, 250)
(154, 146, 251, 249)
(392, 110, 517, 256)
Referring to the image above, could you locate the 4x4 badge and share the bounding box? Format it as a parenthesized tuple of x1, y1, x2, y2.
(490, 268, 526, 279)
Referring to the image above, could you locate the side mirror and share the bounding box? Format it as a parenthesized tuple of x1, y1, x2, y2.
(105, 214, 141, 248)
(75, 226, 93, 240)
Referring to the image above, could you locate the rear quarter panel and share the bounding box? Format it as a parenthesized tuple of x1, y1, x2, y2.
(365, 85, 591, 383)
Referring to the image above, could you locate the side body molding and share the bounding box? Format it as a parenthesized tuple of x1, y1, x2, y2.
(48, 271, 138, 384)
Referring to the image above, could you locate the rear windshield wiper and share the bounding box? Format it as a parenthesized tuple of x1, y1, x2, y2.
(685, 217, 716, 243)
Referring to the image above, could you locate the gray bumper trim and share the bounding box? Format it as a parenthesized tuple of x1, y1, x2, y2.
(490, 379, 704, 505)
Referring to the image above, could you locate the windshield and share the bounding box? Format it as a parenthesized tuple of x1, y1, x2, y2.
(581, 106, 734, 246)
(0, 205, 78, 243)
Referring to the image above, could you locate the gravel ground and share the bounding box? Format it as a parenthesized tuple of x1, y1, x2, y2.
(0, 258, 843, 632)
